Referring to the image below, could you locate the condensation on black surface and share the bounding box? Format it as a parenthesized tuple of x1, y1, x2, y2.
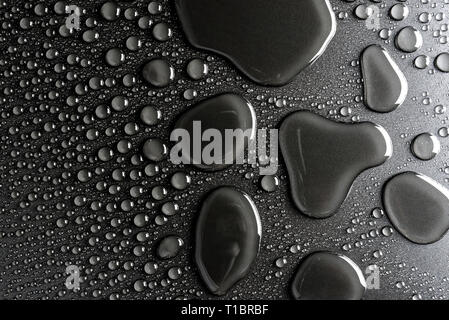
(279, 111, 392, 219)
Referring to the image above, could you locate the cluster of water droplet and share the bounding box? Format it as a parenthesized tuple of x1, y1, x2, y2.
(1, 0, 449, 300)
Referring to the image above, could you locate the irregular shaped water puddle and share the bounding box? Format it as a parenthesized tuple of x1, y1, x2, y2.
(411, 133, 440, 161)
(279, 111, 392, 218)
(196, 187, 261, 295)
(361, 45, 408, 113)
(175, 0, 336, 86)
(172, 93, 256, 171)
(395, 26, 423, 53)
(383, 172, 449, 244)
(291, 252, 366, 300)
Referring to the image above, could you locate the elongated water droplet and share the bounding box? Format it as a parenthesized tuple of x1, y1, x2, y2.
(196, 187, 261, 295)
(280, 111, 392, 218)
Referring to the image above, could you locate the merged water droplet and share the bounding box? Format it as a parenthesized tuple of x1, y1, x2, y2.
(196, 187, 261, 295)
(435, 52, 449, 72)
(291, 252, 366, 300)
(361, 45, 408, 113)
(383, 172, 449, 244)
(172, 93, 256, 171)
(279, 111, 392, 218)
(175, 0, 336, 85)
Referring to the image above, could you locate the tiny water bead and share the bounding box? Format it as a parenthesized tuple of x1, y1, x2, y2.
(411, 133, 440, 161)
(140, 106, 162, 126)
(172, 93, 256, 171)
(435, 52, 449, 72)
(389, 3, 409, 21)
(142, 138, 168, 162)
(434, 105, 446, 115)
(372, 207, 385, 219)
(414, 55, 430, 69)
(141, 59, 175, 87)
(152, 22, 172, 42)
(105, 48, 125, 67)
(187, 58, 209, 80)
(170, 172, 191, 190)
(438, 127, 449, 138)
(0, 0, 449, 301)
(101, 1, 121, 21)
(354, 4, 373, 20)
(157, 236, 185, 260)
(395, 27, 423, 53)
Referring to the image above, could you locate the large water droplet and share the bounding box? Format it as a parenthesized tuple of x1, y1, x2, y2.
(411, 133, 440, 161)
(361, 45, 408, 113)
(175, 0, 336, 85)
(279, 111, 392, 218)
(383, 172, 449, 244)
(196, 187, 261, 295)
(291, 252, 366, 300)
(172, 93, 256, 171)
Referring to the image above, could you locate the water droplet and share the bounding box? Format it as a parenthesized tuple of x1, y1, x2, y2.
(291, 252, 366, 300)
(172, 93, 256, 171)
(175, 0, 336, 85)
(395, 27, 423, 53)
(196, 187, 261, 295)
(411, 133, 440, 161)
(157, 236, 184, 259)
(280, 111, 392, 218)
(141, 59, 175, 87)
(435, 52, 449, 73)
(383, 172, 449, 244)
(361, 45, 408, 113)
